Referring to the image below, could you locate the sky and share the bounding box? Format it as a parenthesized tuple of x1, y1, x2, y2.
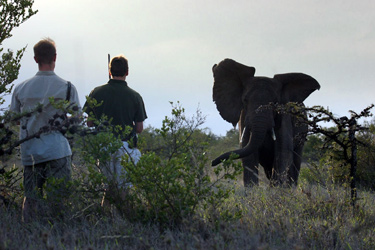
(2, 0, 375, 135)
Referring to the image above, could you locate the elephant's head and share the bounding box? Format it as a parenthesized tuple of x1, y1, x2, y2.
(212, 58, 320, 166)
(212, 58, 256, 127)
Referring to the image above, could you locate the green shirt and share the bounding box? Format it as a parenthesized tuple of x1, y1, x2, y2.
(84, 79, 147, 137)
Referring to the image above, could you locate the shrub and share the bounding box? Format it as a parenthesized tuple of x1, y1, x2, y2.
(355, 120, 375, 189)
(68, 102, 242, 227)
(0, 0, 37, 209)
(117, 102, 242, 226)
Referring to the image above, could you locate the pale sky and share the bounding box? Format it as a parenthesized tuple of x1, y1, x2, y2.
(3, 0, 375, 135)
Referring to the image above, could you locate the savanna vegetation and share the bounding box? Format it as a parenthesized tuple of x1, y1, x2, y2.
(2, 103, 375, 249)
(1, 1, 375, 249)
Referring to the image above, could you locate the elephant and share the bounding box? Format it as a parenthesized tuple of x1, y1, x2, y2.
(211, 59, 320, 186)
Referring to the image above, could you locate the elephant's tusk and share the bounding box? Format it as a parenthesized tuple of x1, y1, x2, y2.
(240, 126, 247, 143)
(271, 128, 276, 141)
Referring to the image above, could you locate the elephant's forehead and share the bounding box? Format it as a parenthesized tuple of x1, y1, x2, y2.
(214, 63, 232, 73)
(244, 78, 277, 90)
(218, 58, 236, 67)
(213, 66, 236, 80)
(252, 77, 274, 83)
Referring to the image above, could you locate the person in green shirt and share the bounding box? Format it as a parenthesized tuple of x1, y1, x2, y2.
(84, 55, 147, 205)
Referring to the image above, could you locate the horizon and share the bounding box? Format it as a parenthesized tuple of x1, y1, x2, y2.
(2, 0, 375, 136)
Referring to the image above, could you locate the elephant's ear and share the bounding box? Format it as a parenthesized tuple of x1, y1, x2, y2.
(212, 59, 256, 126)
(274, 73, 320, 104)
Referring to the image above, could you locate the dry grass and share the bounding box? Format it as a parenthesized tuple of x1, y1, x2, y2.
(1, 153, 374, 249)
(1, 175, 375, 249)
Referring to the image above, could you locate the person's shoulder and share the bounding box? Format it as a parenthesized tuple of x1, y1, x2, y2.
(13, 79, 28, 89)
(13, 75, 37, 92)
(54, 74, 71, 85)
(128, 86, 144, 100)
(127, 86, 139, 94)
(89, 82, 110, 95)
(126, 83, 142, 95)
(93, 83, 110, 91)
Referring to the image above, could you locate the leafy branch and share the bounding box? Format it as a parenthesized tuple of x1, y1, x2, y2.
(266, 102, 374, 206)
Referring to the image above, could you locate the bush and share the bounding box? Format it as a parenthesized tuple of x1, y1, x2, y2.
(356, 120, 375, 189)
(70, 102, 242, 227)
(302, 119, 375, 190)
(0, 0, 37, 210)
(119, 102, 242, 226)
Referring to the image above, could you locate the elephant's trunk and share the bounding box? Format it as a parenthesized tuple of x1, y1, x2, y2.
(212, 117, 269, 166)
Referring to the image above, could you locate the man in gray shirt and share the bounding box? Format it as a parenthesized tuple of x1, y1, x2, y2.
(10, 38, 81, 222)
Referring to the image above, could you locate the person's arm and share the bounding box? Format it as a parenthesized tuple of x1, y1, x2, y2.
(135, 121, 143, 134)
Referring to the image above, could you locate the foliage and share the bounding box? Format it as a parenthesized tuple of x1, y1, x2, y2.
(0, 3, 374, 242)
(1, 97, 375, 248)
(269, 103, 375, 205)
(303, 134, 326, 162)
(73, 122, 123, 202)
(106, 102, 242, 226)
(302, 109, 375, 190)
(0, 48, 25, 103)
(0, 163, 22, 207)
(65, 101, 242, 227)
(0, 0, 37, 43)
(0, 0, 38, 101)
(355, 120, 375, 189)
(0, 0, 37, 209)
(208, 128, 239, 160)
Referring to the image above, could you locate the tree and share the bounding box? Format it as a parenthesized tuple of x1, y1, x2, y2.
(273, 103, 374, 206)
(349, 119, 375, 190)
(0, 0, 38, 104)
(0, 0, 38, 152)
(303, 134, 325, 162)
(0, 0, 37, 206)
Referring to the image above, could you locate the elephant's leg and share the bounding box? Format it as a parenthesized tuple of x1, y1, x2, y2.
(288, 146, 303, 185)
(288, 116, 308, 185)
(273, 144, 293, 186)
(288, 132, 307, 185)
(273, 115, 294, 186)
(242, 154, 259, 186)
(240, 120, 260, 186)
